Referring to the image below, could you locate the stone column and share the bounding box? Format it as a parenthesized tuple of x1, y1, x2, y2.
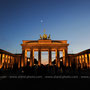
(18, 57, 20, 68)
(10, 56, 11, 63)
(88, 54, 90, 68)
(8, 56, 10, 63)
(30, 49, 34, 67)
(79, 55, 83, 69)
(76, 56, 79, 69)
(10, 56, 12, 68)
(56, 49, 60, 67)
(0, 54, 2, 69)
(1, 54, 2, 63)
(79, 56, 81, 68)
(38, 49, 41, 66)
(0, 54, 1, 63)
(5, 55, 7, 63)
(3, 54, 5, 69)
(22, 49, 27, 67)
(82, 55, 84, 68)
(48, 49, 52, 66)
(78, 56, 80, 67)
(10, 56, 13, 69)
(63, 49, 67, 66)
(25, 49, 27, 66)
(12, 56, 15, 68)
(58, 51, 60, 68)
(10, 56, 12, 64)
(87, 54, 89, 68)
(85, 54, 88, 68)
(4, 55, 7, 69)
(0, 54, 1, 64)
(7, 55, 9, 69)
(55, 49, 58, 66)
(81, 55, 83, 69)
(4, 54, 5, 63)
(33, 50, 34, 66)
(21, 49, 25, 67)
(83, 54, 85, 67)
(8, 56, 10, 68)
(69, 56, 72, 67)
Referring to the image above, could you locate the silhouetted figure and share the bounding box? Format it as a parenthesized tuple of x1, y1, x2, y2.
(60, 60, 63, 68)
(52, 59, 56, 65)
(34, 58, 38, 64)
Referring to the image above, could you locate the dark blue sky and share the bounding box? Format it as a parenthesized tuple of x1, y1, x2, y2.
(0, 0, 90, 54)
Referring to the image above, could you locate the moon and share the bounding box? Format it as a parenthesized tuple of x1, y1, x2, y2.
(40, 19, 43, 23)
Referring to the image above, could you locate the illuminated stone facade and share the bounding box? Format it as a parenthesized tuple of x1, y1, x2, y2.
(0, 49, 21, 69)
(21, 39, 69, 67)
(0, 33, 90, 69)
(68, 49, 90, 69)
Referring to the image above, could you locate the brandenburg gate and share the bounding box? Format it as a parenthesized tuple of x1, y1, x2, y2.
(21, 32, 69, 68)
(1, 31, 90, 70)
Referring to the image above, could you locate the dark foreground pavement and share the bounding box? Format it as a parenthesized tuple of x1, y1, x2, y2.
(0, 78, 90, 90)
